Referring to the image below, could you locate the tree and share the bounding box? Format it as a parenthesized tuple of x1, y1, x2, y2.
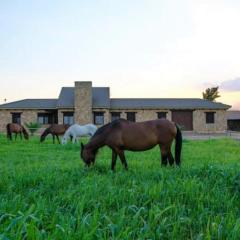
(202, 87, 221, 102)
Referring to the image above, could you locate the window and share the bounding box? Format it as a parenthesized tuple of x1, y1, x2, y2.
(157, 112, 167, 119)
(111, 112, 121, 122)
(63, 112, 74, 125)
(37, 113, 53, 124)
(94, 112, 104, 125)
(126, 112, 136, 122)
(206, 112, 215, 124)
(12, 113, 21, 124)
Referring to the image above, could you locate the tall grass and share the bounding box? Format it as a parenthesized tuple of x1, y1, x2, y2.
(0, 135, 240, 239)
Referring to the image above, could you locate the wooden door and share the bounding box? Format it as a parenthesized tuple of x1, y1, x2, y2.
(172, 110, 193, 130)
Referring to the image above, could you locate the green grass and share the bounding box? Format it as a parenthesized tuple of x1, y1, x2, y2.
(0, 135, 240, 239)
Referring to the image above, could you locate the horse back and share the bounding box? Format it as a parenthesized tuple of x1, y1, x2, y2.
(120, 119, 175, 136)
(8, 123, 22, 132)
(106, 119, 176, 149)
(50, 124, 69, 135)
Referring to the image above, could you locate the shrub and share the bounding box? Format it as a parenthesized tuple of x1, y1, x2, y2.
(25, 122, 42, 135)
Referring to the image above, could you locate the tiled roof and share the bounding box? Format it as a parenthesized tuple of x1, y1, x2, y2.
(110, 98, 231, 110)
(57, 87, 110, 108)
(0, 89, 231, 111)
(92, 87, 110, 108)
(0, 99, 57, 109)
(57, 87, 74, 108)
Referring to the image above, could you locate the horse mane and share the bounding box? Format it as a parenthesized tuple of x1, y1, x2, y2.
(41, 126, 50, 136)
(63, 126, 71, 138)
(91, 119, 126, 139)
(92, 122, 111, 138)
(40, 126, 51, 142)
(84, 119, 126, 161)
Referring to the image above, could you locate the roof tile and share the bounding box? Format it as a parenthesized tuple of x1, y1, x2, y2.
(110, 98, 231, 110)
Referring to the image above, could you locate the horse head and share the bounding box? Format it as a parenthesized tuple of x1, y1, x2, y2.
(61, 136, 67, 145)
(40, 134, 45, 143)
(22, 126, 29, 140)
(80, 143, 96, 167)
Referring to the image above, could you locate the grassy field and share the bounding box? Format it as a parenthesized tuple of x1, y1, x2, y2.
(0, 135, 240, 239)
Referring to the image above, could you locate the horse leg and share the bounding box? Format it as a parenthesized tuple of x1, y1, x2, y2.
(72, 135, 76, 144)
(111, 150, 118, 171)
(15, 133, 17, 140)
(167, 151, 174, 166)
(56, 135, 60, 144)
(166, 140, 175, 166)
(161, 154, 168, 166)
(159, 145, 168, 166)
(53, 134, 55, 144)
(116, 150, 128, 170)
(8, 132, 12, 141)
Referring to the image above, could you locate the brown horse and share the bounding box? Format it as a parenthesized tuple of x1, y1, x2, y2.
(81, 118, 182, 171)
(6, 123, 29, 141)
(40, 124, 70, 144)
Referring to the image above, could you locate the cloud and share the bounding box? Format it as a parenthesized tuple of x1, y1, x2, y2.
(220, 77, 240, 92)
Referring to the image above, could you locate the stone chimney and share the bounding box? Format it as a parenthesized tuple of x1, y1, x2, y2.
(74, 81, 92, 124)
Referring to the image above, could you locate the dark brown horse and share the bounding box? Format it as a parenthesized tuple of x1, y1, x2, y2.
(40, 124, 70, 144)
(81, 118, 182, 170)
(6, 123, 29, 141)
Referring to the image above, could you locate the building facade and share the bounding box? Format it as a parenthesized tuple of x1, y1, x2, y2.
(0, 81, 231, 133)
(227, 111, 240, 131)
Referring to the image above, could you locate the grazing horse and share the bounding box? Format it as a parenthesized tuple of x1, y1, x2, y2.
(6, 123, 29, 141)
(61, 124, 97, 144)
(40, 124, 70, 144)
(81, 119, 182, 171)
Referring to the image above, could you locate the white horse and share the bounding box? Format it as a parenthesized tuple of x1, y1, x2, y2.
(61, 124, 97, 144)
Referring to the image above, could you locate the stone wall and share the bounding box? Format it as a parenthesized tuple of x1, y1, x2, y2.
(135, 109, 171, 122)
(0, 110, 12, 133)
(193, 110, 227, 133)
(0, 109, 57, 133)
(0, 107, 228, 133)
(74, 81, 92, 124)
(0, 110, 39, 133)
(21, 110, 39, 124)
(108, 109, 227, 133)
(91, 109, 170, 127)
(109, 109, 171, 122)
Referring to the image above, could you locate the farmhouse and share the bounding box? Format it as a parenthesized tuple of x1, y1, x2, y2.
(0, 81, 231, 133)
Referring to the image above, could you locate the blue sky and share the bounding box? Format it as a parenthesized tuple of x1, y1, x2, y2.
(0, 0, 240, 109)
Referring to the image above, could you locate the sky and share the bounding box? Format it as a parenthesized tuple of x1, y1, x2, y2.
(0, 0, 240, 109)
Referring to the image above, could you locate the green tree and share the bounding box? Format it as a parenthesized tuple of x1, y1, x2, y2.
(202, 86, 221, 101)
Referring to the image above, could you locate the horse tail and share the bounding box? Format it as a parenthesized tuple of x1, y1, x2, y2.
(40, 127, 50, 142)
(175, 124, 182, 166)
(21, 125, 29, 140)
(6, 123, 12, 140)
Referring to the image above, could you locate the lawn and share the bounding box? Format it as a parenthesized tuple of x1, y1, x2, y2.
(0, 135, 240, 239)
